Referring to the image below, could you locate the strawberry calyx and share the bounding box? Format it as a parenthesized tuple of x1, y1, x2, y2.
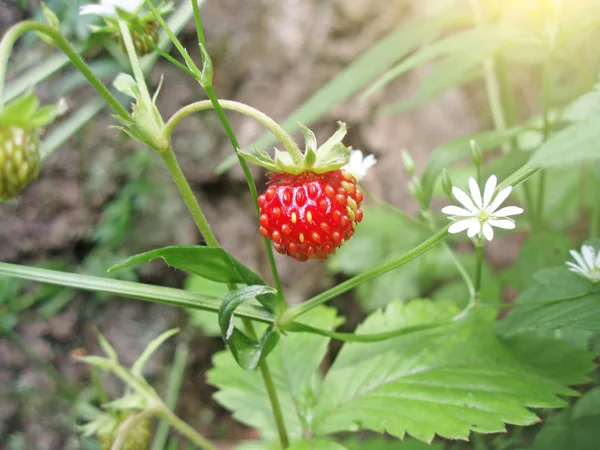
(240, 121, 351, 175)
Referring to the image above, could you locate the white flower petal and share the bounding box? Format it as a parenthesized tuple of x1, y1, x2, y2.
(582, 245, 597, 270)
(487, 219, 515, 229)
(566, 261, 588, 273)
(441, 205, 474, 216)
(482, 222, 494, 241)
(80, 4, 116, 15)
(493, 206, 523, 217)
(452, 187, 479, 213)
(469, 177, 483, 208)
(568, 266, 588, 276)
(448, 219, 478, 234)
(467, 221, 482, 238)
(482, 175, 497, 209)
(570, 250, 587, 272)
(362, 154, 377, 171)
(486, 186, 512, 214)
(596, 249, 600, 268)
(342, 150, 376, 181)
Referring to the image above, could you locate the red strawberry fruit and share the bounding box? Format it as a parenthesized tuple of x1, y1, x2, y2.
(258, 169, 363, 261)
(242, 122, 364, 261)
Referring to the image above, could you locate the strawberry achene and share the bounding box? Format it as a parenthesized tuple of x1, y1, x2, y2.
(258, 169, 363, 261)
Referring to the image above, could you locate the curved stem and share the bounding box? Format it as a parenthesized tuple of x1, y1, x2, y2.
(280, 227, 449, 326)
(157, 407, 217, 450)
(165, 99, 302, 159)
(160, 146, 219, 247)
(0, 22, 129, 119)
(118, 20, 153, 107)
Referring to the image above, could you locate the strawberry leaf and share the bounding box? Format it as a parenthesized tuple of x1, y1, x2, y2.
(497, 267, 600, 335)
(218, 285, 278, 371)
(207, 306, 342, 442)
(311, 299, 594, 443)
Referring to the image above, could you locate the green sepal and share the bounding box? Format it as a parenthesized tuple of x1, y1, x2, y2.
(240, 121, 351, 175)
(41, 2, 60, 28)
(218, 285, 280, 370)
(0, 91, 63, 129)
(112, 73, 168, 152)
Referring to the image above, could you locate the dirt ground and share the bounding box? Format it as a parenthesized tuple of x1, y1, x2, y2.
(0, 0, 499, 448)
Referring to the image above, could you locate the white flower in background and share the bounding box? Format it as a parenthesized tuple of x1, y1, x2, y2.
(80, 0, 144, 18)
(442, 175, 523, 241)
(566, 245, 600, 282)
(342, 150, 377, 181)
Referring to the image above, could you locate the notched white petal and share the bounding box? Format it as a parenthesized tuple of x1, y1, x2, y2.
(487, 219, 515, 229)
(493, 206, 523, 217)
(582, 245, 596, 270)
(482, 175, 497, 208)
(469, 177, 483, 208)
(487, 186, 512, 213)
(467, 221, 481, 238)
(452, 187, 478, 213)
(448, 219, 477, 234)
(482, 222, 494, 241)
(441, 205, 473, 216)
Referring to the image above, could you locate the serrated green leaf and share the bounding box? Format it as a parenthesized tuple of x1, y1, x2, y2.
(108, 246, 275, 310)
(216, 13, 469, 174)
(342, 435, 444, 450)
(497, 268, 600, 335)
(208, 306, 341, 441)
(502, 231, 572, 290)
(420, 126, 525, 205)
(530, 113, 600, 167)
(311, 299, 593, 443)
(526, 388, 600, 450)
(218, 285, 278, 370)
(287, 439, 348, 450)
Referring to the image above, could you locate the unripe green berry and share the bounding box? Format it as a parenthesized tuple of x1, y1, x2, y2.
(101, 412, 152, 450)
(119, 22, 159, 56)
(0, 126, 41, 200)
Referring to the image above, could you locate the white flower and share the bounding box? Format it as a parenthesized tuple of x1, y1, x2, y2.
(342, 150, 377, 181)
(441, 175, 523, 241)
(566, 245, 600, 282)
(80, 0, 144, 18)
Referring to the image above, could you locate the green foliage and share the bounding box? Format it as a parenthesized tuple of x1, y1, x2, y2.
(497, 268, 600, 335)
(208, 306, 342, 442)
(525, 388, 600, 450)
(342, 435, 444, 450)
(210, 300, 594, 445)
(218, 285, 279, 370)
(327, 206, 426, 310)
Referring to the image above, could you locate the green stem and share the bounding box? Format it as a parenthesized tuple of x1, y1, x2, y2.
(473, 243, 483, 299)
(280, 227, 449, 326)
(0, 22, 129, 119)
(160, 147, 219, 247)
(499, 165, 540, 190)
(468, 0, 510, 153)
(241, 318, 289, 449)
(591, 167, 600, 238)
(158, 407, 217, 450)
(536, 56, 553, 229)
(118, 20, 153, 107)
(165, 99, 301, 158)
(0, 262, 274, 322)
(424, 211, 475, 298)
(152, 342, 189, 450)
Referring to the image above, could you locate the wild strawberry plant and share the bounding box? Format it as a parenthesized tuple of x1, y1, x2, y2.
(1, 1, 599, 449)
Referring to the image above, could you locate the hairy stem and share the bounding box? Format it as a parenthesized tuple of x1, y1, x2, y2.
(0, 22, 129, 119)
(160, 147, 219, 247)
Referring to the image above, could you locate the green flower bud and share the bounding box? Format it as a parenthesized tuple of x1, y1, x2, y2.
(100, 412, 152, 450)
(401, 150, 415, 176)
(470, 139, 483, 169)
(441, 168, 453, 200)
